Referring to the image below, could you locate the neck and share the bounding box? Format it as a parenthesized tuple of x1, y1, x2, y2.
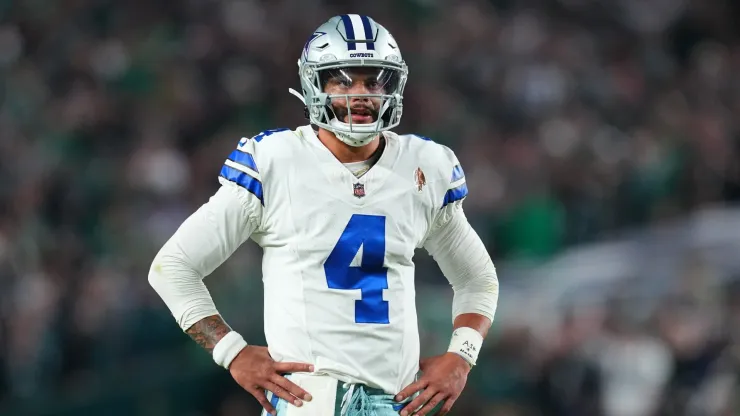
(316, 128, 381, 163)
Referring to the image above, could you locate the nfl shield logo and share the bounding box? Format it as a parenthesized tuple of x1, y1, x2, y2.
(353, 183, 366, 198)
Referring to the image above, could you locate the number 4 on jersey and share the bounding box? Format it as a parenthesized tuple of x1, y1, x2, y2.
(324, 214, 390, 324)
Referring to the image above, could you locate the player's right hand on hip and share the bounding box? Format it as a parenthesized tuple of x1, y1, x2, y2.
(228, 345, 314, 415)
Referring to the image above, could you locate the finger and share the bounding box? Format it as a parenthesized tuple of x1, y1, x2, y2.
(439, 397, 456, 415)
(273, 361, 314, 374)
(249, 388, 277, 416)
(400, 388, 436, 416)
(266, 381, 303, 408)
(395, 379, 428, 402)
(270, 373, 313, 401)
(416, 392, 446, 416)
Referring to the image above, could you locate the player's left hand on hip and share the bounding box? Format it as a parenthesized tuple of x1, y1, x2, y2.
(394, 352, 470, 416)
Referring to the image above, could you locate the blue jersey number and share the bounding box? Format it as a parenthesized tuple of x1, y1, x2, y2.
(324, 214, 389, 324)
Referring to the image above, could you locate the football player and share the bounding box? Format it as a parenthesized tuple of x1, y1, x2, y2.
(149, 14, 498, 416)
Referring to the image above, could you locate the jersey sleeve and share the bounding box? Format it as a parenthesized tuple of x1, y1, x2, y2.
(421, 147, 498, 323)
(429, 145, 469, 234)
(148, 137, 266, 331)
(217, 136, 266, 229)
(148, 181, 260, 330)
(422, 206, 498, 323)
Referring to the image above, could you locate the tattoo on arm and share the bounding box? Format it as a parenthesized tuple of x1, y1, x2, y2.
(185, 314, 232, 354)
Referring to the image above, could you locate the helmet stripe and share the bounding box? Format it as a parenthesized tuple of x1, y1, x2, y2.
(360, 15, 375, 50)
(340, 14, 357, 51)
(348, 14, 367, 51)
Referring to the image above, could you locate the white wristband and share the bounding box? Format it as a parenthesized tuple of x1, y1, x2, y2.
(447, 327, 483, 367)
(213, 331, 248, 369)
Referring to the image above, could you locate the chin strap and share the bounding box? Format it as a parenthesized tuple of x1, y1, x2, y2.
(288, 88, 306, 104)
(378, 96, 393, 119)
(289, 88, 311, 119)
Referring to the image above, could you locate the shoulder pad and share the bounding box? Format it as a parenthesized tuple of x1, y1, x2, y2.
(243, 128, 292, 143)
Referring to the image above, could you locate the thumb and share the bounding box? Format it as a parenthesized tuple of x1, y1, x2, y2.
(419, 357, 432, 370)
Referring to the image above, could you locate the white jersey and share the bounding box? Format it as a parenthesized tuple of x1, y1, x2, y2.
(220, 125, 468, 394)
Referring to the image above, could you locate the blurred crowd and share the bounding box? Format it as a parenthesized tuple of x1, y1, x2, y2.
(2, 0, 740, 414)
(463, 270, 740, 416)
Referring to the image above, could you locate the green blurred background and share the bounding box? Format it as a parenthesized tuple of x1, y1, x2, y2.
(2, 0, 740, 415)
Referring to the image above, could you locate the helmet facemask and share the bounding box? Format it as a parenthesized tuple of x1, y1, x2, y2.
(298, 63, 407, 147)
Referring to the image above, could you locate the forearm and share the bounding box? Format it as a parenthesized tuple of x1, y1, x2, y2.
(185, 313, 247, 370)
(424, 207, 499, 366)
(185, 314, 233, 354)
(453, 313, 491, 339)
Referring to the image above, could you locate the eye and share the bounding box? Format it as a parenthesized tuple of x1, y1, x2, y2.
(327, 77, 352, 89)
(366, 80, 380, 89)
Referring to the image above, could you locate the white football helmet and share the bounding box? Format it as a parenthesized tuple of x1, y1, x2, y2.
(289, 15, 408, 147)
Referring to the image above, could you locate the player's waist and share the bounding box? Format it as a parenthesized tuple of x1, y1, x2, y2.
(281, 373, 406, 415)
(276, 373, 445, 415)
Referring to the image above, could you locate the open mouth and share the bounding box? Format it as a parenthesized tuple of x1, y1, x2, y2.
(346, 108, 374, 124)
(348, 114, 373, 123)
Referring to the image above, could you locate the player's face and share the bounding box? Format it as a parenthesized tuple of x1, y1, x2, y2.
(322, 67, 395, 124)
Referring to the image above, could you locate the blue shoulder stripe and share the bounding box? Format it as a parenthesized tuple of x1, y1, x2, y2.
(253, 128, 290, 142)
(228, 149, 259, 173)
(442, 183, 468, 207)
(220, 165, 264, 205)
(411, 134, 433, 141)
(451, 164, 465, 182)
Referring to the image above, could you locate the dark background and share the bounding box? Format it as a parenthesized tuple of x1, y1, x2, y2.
(2, 0, 740, 414)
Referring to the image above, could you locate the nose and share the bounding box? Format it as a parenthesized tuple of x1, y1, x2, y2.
(348, 83, 371, 108)
(348, 81, 370, 96)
